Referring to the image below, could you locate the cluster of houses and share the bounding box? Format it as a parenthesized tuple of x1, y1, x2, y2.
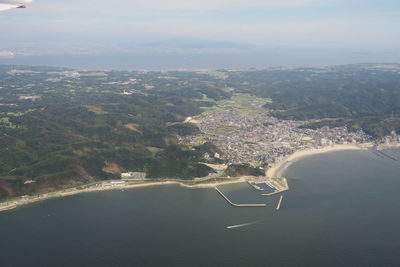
(180, 99, 371, 167)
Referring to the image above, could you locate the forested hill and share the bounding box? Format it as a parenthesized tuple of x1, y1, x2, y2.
(224, 64, 400, 137)
(0, 66, 229, 199)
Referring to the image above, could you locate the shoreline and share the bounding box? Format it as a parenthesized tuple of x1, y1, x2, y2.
(378, 143, 400, 150)
(2, 142, 399, 213)
(0, 178, 245, 212)
(266, 144, 371, 178)
(265, 142, 400, 178)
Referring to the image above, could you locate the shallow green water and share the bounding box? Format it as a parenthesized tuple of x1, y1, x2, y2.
(1, 149, 399, 267)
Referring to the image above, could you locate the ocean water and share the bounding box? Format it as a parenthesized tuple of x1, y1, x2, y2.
(1, 149, 400, 267)
(2, 50, 399, 71)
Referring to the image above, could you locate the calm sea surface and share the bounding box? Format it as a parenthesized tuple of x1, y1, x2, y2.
(1, 149, 400, 267)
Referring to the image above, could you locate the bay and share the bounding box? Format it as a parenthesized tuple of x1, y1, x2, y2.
(1, 149, 400, 267)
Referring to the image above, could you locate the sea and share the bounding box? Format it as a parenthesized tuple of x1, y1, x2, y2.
(1, 149, 400, 267)
(2, 50, 399, 71)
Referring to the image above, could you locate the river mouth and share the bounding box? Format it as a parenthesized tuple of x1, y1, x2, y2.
(0, 149, 399, 267)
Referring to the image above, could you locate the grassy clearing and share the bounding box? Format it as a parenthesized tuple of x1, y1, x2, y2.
(84, 105, 108, 114)
(199, 94, 270, 116)
(201, 163, 228, 171)
(222, 87, 235, 93)
(0, 117, 16, 128)
(207, 71, 228, 80)
(6, 109, 36, 117)
(227, 94, 270, 114)
(212, 126, 239, 135)
(147, 146, 164, 156)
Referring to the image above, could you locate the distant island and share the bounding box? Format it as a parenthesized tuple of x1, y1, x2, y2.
(0, 63, 399, 209)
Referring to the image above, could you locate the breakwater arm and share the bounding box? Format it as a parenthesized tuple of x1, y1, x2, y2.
(276, 195, 283, 211)
(214, 186, 266, 207)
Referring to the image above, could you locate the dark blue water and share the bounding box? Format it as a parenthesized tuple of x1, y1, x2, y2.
(1, 149, 400, 267)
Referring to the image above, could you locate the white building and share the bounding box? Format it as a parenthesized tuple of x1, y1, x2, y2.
(121, 172, 146, 179)
(102, 180, 126, 187)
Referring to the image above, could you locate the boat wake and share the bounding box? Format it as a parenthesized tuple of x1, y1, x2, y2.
(227, 221, 259, 229)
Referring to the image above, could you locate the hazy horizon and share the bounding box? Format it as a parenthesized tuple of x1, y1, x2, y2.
(1, 52, 400, 71)
(1, 0, 399, 69)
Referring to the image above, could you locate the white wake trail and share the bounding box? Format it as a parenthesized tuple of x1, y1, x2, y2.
(226, 221, 258, 229)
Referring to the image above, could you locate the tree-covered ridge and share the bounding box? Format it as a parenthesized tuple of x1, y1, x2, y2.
(0, 66, 229, 199)
(225, 64, 400, 137)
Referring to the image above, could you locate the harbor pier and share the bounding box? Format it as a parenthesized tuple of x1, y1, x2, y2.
(276, 195, 283, 211)
(215, 186, 266, 207)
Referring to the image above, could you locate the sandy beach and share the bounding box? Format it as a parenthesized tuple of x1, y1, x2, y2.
(266, 144, 370, 178)
(0, 178, 246, 212)
(378, 143, 400, 150)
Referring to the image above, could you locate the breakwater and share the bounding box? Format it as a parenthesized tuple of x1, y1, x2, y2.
(214, 186, 266, 207)
(262, 189, 289, 196)
(276, 195, 283, 211)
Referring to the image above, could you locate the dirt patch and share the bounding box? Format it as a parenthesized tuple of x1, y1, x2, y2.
(102, 161, 122, 175)
(75, 165, 95, 181)
(124, 123, 142, 134)
(84, 105, 108, 114)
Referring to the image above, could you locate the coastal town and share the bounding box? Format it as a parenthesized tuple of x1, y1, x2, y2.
(179, 94, 373, 168)
(2, 92, 397, 212)
(1, 66, 399, 212)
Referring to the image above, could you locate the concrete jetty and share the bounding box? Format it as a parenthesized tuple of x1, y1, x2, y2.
(261, 177, 289, 196)
(247, 181, 264, 191)
(215, 186, 266, 207)
(262, 189, 288, 196)
(276, 195, 283, 211)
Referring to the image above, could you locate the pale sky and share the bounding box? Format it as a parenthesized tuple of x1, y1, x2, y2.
(0, 0, 399, 68)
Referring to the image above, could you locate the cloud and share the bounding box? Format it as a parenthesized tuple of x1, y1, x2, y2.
(0, 0, 31, 4)
(100, 0, 331, 10)
(32, 0, 334, 15)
